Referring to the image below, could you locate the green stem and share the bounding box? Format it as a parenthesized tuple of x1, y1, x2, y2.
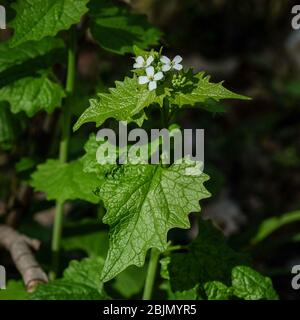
(50, 29, 76, 280)
(142, 248, 160, 300)
(165, 244, 185, 253)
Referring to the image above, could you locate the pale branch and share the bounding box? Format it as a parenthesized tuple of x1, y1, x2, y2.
(0, 225, 48, 292)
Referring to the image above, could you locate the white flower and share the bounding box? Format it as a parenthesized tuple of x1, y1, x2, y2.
(160, 55, 183, 72)
(133, 55, 154, 69)
(138, 66, 163, 91)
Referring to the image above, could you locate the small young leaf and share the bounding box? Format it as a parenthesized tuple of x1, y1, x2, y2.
(232, 266, 278, 300)
(31, 159, 104, 203)
(170, 71, 250, 108)
(100, 158, 210, 282)
(74, 77, 157, 130)
(89, 0, 162, 55)
(251, 210, 300, 244)
(9, 0, 89, 47)
(0, 72, 65, 116)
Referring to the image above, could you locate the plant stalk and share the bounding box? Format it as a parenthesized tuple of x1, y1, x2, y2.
(142, 248, 160, 300)
(50, 29, 76, 280)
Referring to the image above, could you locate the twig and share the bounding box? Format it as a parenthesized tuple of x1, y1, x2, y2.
(0, 225, 48, 292)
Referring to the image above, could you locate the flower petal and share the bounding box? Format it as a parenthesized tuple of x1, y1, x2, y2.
(133, 62, 142, 69)
(160, 55, 171, 64)
(146, 56, 154, 66)
(146, 66, 155, 77)
(136, 56, 145, 65)
(173, 63, 183, 71)
(173, 55, 183, 64)
(139, 76, 149, 85)
(154, 71, 163, 81)
(162, 64, 171, 72)
(148, 81, 157, 91)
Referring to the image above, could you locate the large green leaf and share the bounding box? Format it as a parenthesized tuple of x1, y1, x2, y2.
(9, 0, 89, 47)
(169, 71, 250, 108)
(31, 257, 108, 300)
(100, 158, 210, 282)
(0, 72, 65, 116)
(74, 77, 157, 130)
(168, 219, 248, 292)
(0, 37, 64, 76)
(0, 38, 65, 116)
(89, 0, 162, 55)
(30, 159, 103, 203)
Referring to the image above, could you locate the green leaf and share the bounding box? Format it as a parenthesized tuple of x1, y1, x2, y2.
(89, 0, 162, 55)
(0, 37, 64, 77)
(31, 281, 103, 300)
(0, 102, 19, 150)
(113, 265, 147, 298)
(31, 257, 108, 300)
(161, 256, 277, 300)
(30, 159, 104, 203)
(63, 257, 105, 293)
(9, 0, 89, 47)
(168, 219, 248, 292)
(81, 133, 117, 175)
(0, 280, 28, 300)
(251, 210, 300, 244)
(160, 257, 199, 300)
(170, 71, 250, 108)
(100, 158, 210, 282)
(232, 266, 278, 300)
(81, 132, 161, 175)
(201, 100, 227, 114)
(62, 230, 109, 258)
(16, 157, 37, 173)
(0, 72, 65, 116)
(74, 77, 157, 130)
(204, 281, 232, 300)
(0, 38, 65, 116)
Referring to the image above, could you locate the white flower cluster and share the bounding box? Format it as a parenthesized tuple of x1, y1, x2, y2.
(133, 54, 183, 91)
